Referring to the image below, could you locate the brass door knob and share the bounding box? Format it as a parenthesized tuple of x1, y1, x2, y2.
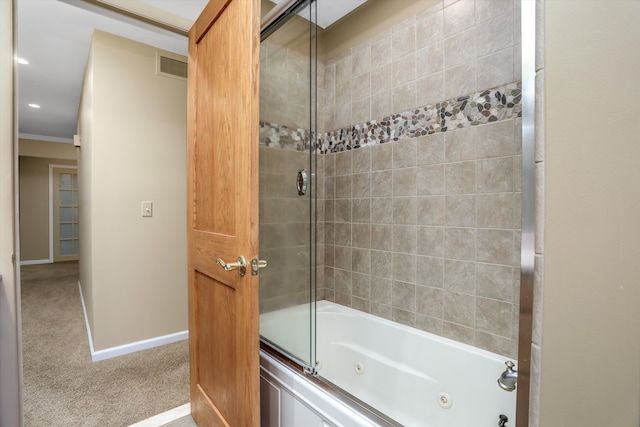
(215, 256, 247, 277)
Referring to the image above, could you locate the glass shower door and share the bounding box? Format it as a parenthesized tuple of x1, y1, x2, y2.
(258, 0, 317, 369)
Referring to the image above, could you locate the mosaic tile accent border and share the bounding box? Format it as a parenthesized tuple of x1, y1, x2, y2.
(259, 121, 311, 152)
(259, 82, 522, 154)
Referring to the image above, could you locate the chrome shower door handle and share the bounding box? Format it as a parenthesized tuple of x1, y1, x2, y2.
(215, 256, 247, 277)
(296, 169, 308, 196)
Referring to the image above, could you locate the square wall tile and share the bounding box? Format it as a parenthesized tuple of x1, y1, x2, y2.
(371, 250, 393, 279)
(444, 28, 477, 69)
(371, 225, 393, 251)
(416, 9, 444, 49)
(417, 72, 445, 107)
(371, 276, 392, 304)
(371, 63, 393, 96)
(352, 248, 371, 274)
(352, 198, 371, 223)
(478, 157, 513, 193)
(393, 197, 418, 225)
(392, 253, 416, 283)
(393, 168, 417, 196)
(476, 262, 515, 301)
(417, 195, 445, 226)
(352, 223, 371, 249)
(392, 52, 417, 87)
(352, 173, 371, 198)
(393, 225, 418, 254)
(352, 272, 371, 299)
(445, 161, 476, 194)
(477, 120, 517, 158)
(392, 21, 416, 59)
(353, 147, 371, 173)
(445, 227, 476, 261)
(443, 322, 475, 346)
(416, 285, 444, 317)
(444, 61, 476, 100)
(351, 75, 371, 102)
(476, 229, 516, 265)
(392, 280, 417, 312)
(371, 197, 393, 224)
(475, 297, 513, 337)
(443, 0, 476, 36)
(416, 255, 444, 288)
(445, 194, 477, 227)
(417, 226, 445, 257)
(477, 193, 514, 229)
(393, 139, 418, 168)
(444, 259, 476, 294)
(417, 133, 445, 165)
(417, 42, 444, 78)
(372, 143, 393, 171)
(417, 164, 445, 195)
(352, 44, 371, 76)
(443, 291, 475, 327)
(371, 33, 392, 70)
(445, 126, 476, 162)
(372, 170, 393, 197)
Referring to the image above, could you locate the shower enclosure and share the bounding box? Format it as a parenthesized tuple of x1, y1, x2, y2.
(258, 0, 526, 424)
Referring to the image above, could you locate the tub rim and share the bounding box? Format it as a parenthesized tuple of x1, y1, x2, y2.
(260, 341, 403, 427)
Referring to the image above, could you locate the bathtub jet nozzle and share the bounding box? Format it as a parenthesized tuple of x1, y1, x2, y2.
(497, 360, 518, 392)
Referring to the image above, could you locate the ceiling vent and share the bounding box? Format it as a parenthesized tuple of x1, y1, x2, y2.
(157, 53, 188, 80)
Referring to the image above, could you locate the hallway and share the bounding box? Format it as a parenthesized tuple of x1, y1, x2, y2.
(21, 262, 189, 426)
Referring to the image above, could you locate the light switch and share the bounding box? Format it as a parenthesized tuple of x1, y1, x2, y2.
(142, 201, 153, 217)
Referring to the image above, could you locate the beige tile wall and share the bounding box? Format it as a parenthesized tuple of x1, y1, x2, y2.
(260, 39, 312, 131)
(259, 146, 316, 312)
(259, 0, 523, 358)
(320, 117, 522, 358)
(319, 0, 520, 133)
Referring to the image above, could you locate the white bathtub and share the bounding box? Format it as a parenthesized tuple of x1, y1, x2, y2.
(260, 301, 517, 427)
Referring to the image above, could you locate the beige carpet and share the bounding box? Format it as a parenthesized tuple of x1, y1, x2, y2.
(21, 262, 190, 426)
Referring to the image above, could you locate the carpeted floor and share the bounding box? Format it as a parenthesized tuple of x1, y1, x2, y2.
(21, 261, 190, 426)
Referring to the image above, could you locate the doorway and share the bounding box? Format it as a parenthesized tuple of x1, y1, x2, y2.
(51, 166, 79, 262)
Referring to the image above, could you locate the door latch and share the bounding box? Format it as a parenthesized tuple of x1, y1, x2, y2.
(250, 258, 267, 276)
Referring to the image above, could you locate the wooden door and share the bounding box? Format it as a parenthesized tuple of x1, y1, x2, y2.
(187, 0, 261, 426)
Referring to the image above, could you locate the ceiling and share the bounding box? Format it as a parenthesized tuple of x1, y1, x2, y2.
(16, 0, 207, 143)
(16, 0, 366, 144)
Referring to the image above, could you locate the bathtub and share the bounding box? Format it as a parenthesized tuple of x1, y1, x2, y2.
(260, 301, 517, 427)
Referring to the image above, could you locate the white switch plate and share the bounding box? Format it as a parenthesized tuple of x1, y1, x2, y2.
(142, 201, 153, 217)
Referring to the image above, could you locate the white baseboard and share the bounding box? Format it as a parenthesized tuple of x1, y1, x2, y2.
(128, 403, 190, 426)
(77, 281, 188, 363)
(20, 259, 52, 266)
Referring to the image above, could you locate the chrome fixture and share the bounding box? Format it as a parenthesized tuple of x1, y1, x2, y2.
(215, 256, 247, 277)
(250, 258, 268, 276)
(497, 361, 518, 392)
(296, 169, 308, 196)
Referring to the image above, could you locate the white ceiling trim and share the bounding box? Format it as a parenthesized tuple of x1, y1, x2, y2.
(19, 133, 74, 144)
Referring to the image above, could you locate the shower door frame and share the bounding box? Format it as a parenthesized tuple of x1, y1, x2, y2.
(258, 0, 319, 372)
(258, 1, 538, 426)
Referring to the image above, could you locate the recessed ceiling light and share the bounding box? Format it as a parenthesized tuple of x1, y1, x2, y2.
(17, 58, 29, 65)
(28, 104, 40, 109)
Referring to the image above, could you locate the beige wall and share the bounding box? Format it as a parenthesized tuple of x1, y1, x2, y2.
(79, 42, 95, 333)
(79, 30, 187, 351)
(18, 156, 76, 261)
(19, 138, 76, 160)
(538, 1, 640, 425)
(0, 0, 21, 424)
